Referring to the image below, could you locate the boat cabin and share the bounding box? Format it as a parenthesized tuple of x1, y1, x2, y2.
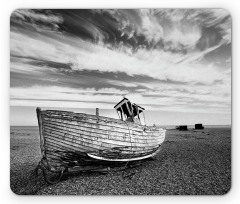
(114, 98, 145, 124)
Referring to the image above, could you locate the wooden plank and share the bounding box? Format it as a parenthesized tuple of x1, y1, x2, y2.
(36, 108, 45, 157)
(44, 128, 160, 152)
(43, 119, 151, 141)
(45, 143, 77, 153)
(42, 119, 164, 145)
(87, 147, 161, 162)
(43, 124, 162, 149)
(42, 115, 143, 135)
(45, 154, 63, 162)
(43, 129, 160, 154)
(44, 141, 158, 158)
(44, 135, 94, 152)
(43, 115, 136, 136)
(44, 142, 161, 162)
(43, 121, 145, 142)
(44, 145, 92, 160)
(44, 108, 151, 131)
(44, 148, 156, 161)
(43, 123, 163, 146)
(44, 126, 131, 147)
(42, 116, 162, 139)
(44, 135, 100, 152)
(44, 129, 122, 150)
(41, 111, 147, 131)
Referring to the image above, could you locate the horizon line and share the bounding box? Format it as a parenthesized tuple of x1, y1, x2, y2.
(10, 124, 231, 127)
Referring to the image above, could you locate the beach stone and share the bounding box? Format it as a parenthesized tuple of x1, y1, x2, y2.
(10, 127, 231, 195)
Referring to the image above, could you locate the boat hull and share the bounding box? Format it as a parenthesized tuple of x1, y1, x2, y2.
(37, 108, 166, 168)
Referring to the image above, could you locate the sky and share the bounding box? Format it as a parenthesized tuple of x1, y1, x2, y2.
(10, 9, 231, 126)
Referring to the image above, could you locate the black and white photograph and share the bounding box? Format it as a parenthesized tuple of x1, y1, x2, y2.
(10, 9, 231, 195)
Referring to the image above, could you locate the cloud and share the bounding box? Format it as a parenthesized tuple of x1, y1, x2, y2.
(10, 86, 128, 109)
(102, 9, 230, 52)
(10, 9, 231, 118)
(196, 9, 231, 45)
(11, 9, 63, 32)
(10, 83, 231, 115)
(10, 28, 229, 85)
(138, 9, 164, 45)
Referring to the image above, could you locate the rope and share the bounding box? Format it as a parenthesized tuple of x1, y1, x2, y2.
(36, 156, 66, 184)
(42, 165, 65, 184)
(116, 106, 137, 172)
(116, 109, 133, 164)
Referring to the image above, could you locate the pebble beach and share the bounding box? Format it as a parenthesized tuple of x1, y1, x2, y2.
(10, 126, 231, 195)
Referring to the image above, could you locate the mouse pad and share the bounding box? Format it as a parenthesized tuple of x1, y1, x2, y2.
(10, 9, 231, 195)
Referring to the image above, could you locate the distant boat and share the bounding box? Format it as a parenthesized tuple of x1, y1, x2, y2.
(36, 97, 166, 176)
(195, 124, 204, 129)
(175, 125, 188, 131)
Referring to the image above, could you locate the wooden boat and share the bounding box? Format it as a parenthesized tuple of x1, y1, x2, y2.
(36, 98, 166, 181)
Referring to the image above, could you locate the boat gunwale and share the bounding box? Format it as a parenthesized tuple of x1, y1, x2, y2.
(41, 113, 165, 137)
(41, 109, 165, 131)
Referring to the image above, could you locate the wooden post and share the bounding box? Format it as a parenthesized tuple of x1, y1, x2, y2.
(126, 102, 133, 121)
(36, 107, 45, 157)
(116, 110, 121, 120)
(136, 105, 141, 124)
(120, 107, 125, 120)
(96, 108, 99, 117)
(96, 108, 99, 123)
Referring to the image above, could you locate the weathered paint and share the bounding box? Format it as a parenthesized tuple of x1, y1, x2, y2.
(37, 108, 166, 166)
